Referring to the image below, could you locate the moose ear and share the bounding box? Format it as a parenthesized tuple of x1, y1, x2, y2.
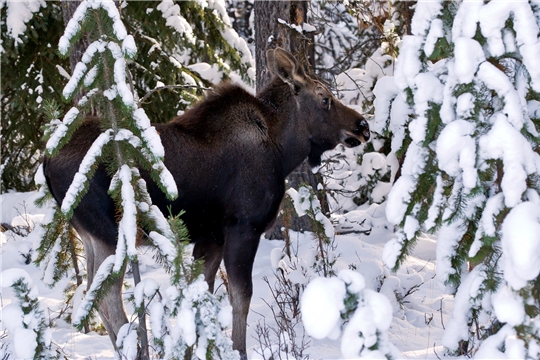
(266, 48, 306, 94)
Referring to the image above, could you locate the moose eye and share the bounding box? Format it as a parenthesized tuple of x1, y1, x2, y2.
(322, 98, 331, 109)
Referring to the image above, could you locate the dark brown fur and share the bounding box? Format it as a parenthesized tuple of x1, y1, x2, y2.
(43, 49, 370, 358)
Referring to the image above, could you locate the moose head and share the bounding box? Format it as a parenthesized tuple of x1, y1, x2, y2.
(264, 48, 370, 168)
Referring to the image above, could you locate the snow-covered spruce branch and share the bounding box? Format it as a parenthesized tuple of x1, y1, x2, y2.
(60, 129, 113, 216)
(376, 0, 540, 356)
(72, 255, 116, 329)
(48, 1, 182, 354)
(301, 270, 399, 359)
(0, 269, 59, 359)
(157, 0, 254, 82)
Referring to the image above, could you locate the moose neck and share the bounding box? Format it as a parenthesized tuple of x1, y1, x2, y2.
(257, 80, 313, 177)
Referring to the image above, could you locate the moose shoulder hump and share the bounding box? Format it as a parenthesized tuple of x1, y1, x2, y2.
(171, 82, 269, 139)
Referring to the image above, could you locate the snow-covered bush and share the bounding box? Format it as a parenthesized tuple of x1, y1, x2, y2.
(254, 246, 315, 360)
(376, 0, 540, 356)
(287, 185, 337, 277)
(301, 269, 399, 359)
(0, 269, 61, 359)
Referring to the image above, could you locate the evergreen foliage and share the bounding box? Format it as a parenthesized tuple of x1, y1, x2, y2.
(1, 0, 254, 193)
(0, 269, 62, 359)
(116, 213, 239, 360)
(377, 0, 540, 356)
(1, 1, 71, 192)
(301, 269, 399, 359)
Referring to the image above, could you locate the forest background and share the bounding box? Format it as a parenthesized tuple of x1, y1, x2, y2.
(1, 1, 540, 359)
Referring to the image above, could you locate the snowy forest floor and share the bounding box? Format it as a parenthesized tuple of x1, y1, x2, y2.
(1, 190, 453, 359)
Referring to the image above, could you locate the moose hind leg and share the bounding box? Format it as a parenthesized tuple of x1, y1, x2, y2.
(79, 231, 128, 347)
(222, 224, 261, 358)
(193, 241, 224, 293)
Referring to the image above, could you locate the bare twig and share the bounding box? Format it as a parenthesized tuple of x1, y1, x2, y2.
(439, 298, 445, 330)
(139, 85, 210, 105)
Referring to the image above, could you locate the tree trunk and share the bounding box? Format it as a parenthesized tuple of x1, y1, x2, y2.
(254, 1, 329, 240)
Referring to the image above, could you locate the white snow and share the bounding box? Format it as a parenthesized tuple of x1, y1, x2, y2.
(122, 35, 137, 59)
(424, 18, 443, 58)
(14, 328, 38, 359)
(113, 165, 139, 271)
(116, 323, 139, 360)
(492, 285, 525, 327)
(454, 37, 485, 84)
(410, 1, 442, 38)
(1, 268, 34, 288)
(501, 201, 540, 290)
(436, 120, 477, 190)
(477, 62, 526, 130)
(157, 0, 195, 44)
(4, 0, 45, 44)
(301, 276, 345, 339)
(134, 278, 160, 308)
(443, 265, 488, 350)
(479, 113, 539, 208)
(73, 255, 116, 327)
(62, 62, 87, 100)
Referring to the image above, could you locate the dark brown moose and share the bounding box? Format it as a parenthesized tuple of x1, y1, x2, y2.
(44, 48, 370, 358)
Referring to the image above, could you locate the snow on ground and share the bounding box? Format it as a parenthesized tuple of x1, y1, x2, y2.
(0, 190, 451, 359)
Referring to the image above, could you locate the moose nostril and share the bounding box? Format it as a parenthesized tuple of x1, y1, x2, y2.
(363, 128, 371, 140)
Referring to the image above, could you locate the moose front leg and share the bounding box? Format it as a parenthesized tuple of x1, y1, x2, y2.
(223, 223, 261, 359)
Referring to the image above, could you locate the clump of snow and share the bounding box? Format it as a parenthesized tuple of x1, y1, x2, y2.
(134, 278, 160, 308)
(501, 201, 540, 290)
(477, 62, 526, 130)
(454, 37, 485, 84)
(479, 113, 539, 208)
(73, 255, 116, 327)
(492, 285, 525, 327)
(301, 276, 346, 339)
(116, 323, 139, 360)
(302, 269, 398, 358)
(436, 120, 477, 190)
(0, 268, 55, 359)
(442, 265, 489, 349)
(4, 0, 45, 45)
(157, 0, 195, 44)
(424, 18, 443, 57)
(46, 107, 80, 152)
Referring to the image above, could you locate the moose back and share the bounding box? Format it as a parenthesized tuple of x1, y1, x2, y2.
(44, 48, 370, 357)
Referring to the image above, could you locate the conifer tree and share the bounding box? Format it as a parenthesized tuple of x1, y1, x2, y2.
(33, 1, 248, 357)
(376, 0, 540, 356)
(38, 1, 180, 343)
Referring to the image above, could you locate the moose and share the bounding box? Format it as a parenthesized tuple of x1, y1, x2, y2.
(44, 48, 370, 357)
